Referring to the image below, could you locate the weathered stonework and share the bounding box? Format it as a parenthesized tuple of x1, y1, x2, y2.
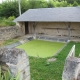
(0, 26, 24, 40)
(62, 45, 80, 80)
(0, 48, 30, 80)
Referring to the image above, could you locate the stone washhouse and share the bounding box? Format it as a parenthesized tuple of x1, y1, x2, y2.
(14, 7, 80, 41)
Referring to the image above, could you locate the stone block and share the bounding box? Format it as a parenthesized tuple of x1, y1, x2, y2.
(62, 45, 80, 80)
(0, 48, 30, 80)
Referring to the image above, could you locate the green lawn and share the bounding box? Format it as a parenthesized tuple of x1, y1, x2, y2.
(0, 39, 18, 47)
(29, 41, 80, 80)
(17, 40, 65, 58)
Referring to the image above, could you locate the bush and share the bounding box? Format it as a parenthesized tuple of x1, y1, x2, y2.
(0, 17, 16, 27)
(73, 1, 78, 6)
(6, 16, 16, 26)
(8, 16, 15, 21)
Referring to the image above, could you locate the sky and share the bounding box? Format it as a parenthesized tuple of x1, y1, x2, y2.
(0, 0, 6, 3)
(0, 0, 2, 3)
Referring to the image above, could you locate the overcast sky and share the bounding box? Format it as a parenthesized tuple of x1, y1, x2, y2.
(0, 0, 2, 3)
(0, 0, 5, 3)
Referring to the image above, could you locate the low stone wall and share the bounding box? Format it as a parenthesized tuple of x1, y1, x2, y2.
(0, 26, 24, 40)
(0, 48, 30, 80)
(62, 45, 80, 80)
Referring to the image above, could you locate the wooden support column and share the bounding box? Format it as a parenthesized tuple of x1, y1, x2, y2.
(68, 22, 71, 40)
(64, 22, 71, 40)
(33, 22, 37, 39)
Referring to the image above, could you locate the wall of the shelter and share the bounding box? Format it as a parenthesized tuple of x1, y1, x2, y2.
(17, 22, 25, 36)
(70, 22, 80, 37)
(28, 22, 80, 39)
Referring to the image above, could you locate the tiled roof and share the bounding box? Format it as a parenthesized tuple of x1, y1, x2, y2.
(13, 7, 80, 22)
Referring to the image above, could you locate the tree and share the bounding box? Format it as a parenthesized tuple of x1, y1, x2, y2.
(48, 0, 55, 8)
(0, 0, 79, 18)
(0, 1, 19, 17)
(18, 0, 21, 15)
(73, 1, 78, 6)
(66, 0, 74, 4)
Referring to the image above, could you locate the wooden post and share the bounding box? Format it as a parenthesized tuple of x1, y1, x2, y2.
(33, 22, 37, 39)
(68, 22, 71, 40)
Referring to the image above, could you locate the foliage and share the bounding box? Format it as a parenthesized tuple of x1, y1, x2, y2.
(73, 1, 79, 6)
(0, 17, 16, 27)
(0, 1, 18, 18)
(29, 41, 80, 80)
(0, 0, 79, 18)
(48, 0, 55, 8)
(8, 16, 15, 21)
(0, 66, 19, 80)
(54, 1, 68, 7)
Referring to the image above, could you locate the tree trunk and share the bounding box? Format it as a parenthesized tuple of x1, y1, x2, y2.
(18, 0, 21, 16)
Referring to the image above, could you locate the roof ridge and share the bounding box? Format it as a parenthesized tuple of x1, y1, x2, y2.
(28, 7, 80, 10)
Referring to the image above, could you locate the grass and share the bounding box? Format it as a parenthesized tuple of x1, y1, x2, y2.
(0, 39, 18, 47)
(17, 40, 65, 58)
(29, 41, 80, 80)
(0, 39, 80, 80)
(3, 39, 18, 45)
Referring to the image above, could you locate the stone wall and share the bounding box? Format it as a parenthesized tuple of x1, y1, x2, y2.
(0, 26, 24, 40)
(0, 48, 30, 80)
